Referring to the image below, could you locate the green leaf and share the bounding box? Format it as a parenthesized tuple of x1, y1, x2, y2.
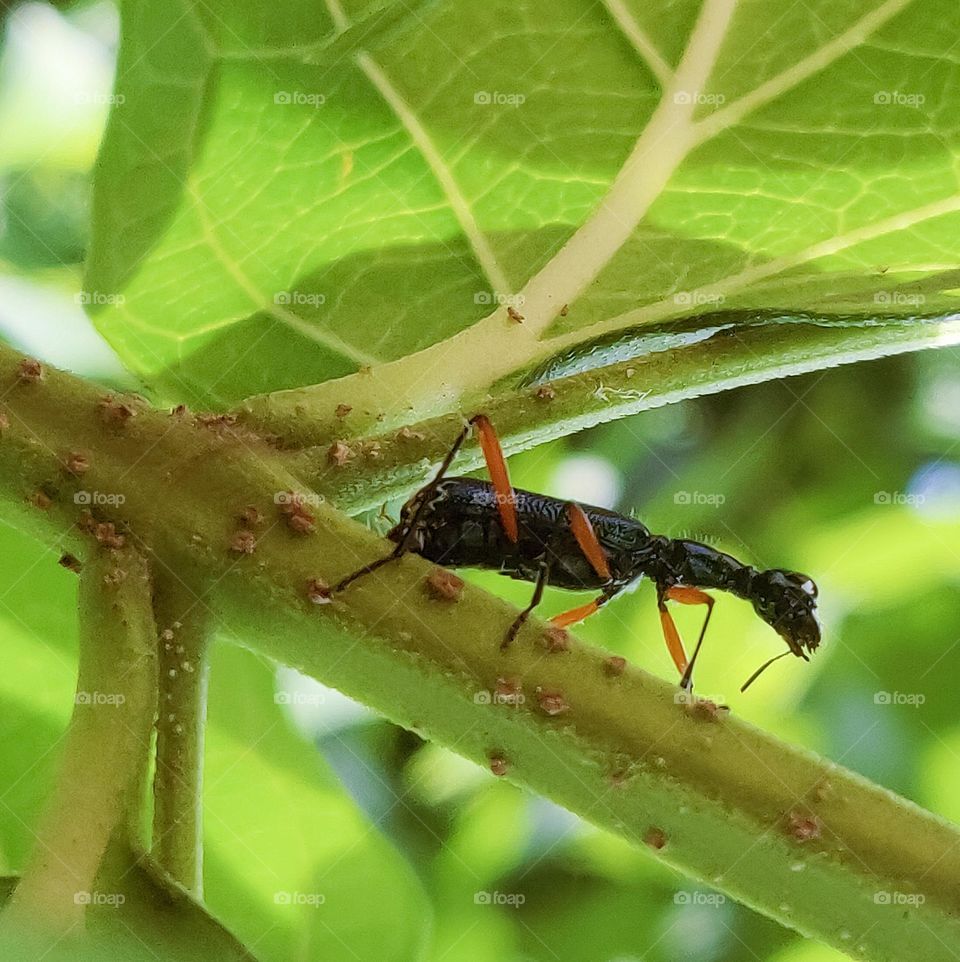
(0, 856, 259, 962)
(87, 0, 960, 407)
(0, 525, 79, 869)
(202, 642, 431, 962)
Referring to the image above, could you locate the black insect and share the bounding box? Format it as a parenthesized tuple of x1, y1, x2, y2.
(336, 415, 821, 691)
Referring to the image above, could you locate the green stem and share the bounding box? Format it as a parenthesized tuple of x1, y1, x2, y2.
(274, 310, 960, 513)
(151, 575, 212, 898)
(1, 544, 157, 936)
(231, 308, 960, 451)
(1, 342, 960, 959)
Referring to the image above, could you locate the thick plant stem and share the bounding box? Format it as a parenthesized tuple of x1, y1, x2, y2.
(151, 575, 212, 898)
(232, 309, 960, 447)
(274, 310, 960, 513)
(2, 544, 157, 936)
(2, 342, 960, 959)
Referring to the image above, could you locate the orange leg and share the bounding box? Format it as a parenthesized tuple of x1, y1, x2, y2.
(658, 586, 715, 690)
(565, 503, 611, 580)
(337, 413, 517, 591)
(550, 595, 607, 628)
(471, 414, 518, 543)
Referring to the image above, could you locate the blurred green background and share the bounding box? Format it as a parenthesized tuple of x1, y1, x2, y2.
(2, 3, 959, 960)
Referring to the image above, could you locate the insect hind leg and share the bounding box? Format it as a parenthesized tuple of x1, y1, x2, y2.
(502, 559, 550, 650)
(335, 413, 513, 592)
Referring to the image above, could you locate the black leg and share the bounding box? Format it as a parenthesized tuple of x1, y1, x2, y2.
(501, 559, 550, 650)
(334, 545, 405, 592)
(335, 419, 474, 592)
(679, 596, 715, 691)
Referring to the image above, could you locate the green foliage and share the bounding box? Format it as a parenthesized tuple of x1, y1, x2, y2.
(2, 1, 960, 961)
(86, 0, 960, 406)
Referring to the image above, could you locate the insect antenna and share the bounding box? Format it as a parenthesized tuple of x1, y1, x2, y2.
(740, 650, 793, 693)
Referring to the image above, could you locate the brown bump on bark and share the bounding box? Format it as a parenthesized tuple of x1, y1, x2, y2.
(328, 440, 354, 466)
(540, 625, 570, 653)
(786, 811, 822, 842)
(58, 553, 82, 573)
(604, 655, 627, 677)
(230, 530, 257, 555)
(17, 358, 43, 383)
(489, 752, 509, 777)
(425, 568, 464, 602)
(306, 578, 333, 605)
(536, 687, 570, 716)
(644, 827, 667, 850)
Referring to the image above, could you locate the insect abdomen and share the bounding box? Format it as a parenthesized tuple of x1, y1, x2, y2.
(396, 477, 651, 590)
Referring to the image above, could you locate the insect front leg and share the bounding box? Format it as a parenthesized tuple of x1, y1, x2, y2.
(335, 413, 518, 593)
(656, 585, 715, 691)
(335, 418, 475, 592)
(502, 558, 550, 650)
